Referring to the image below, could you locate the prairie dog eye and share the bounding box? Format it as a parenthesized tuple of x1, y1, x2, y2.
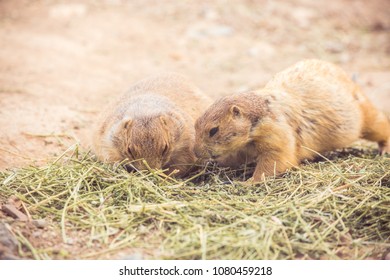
(162, 144, 168, 156)
(209, 127, 219, 137)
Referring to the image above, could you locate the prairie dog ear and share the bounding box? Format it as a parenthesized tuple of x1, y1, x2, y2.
(159, 114, 175, 140)
(122, 118, 133, 130)
(230, 105, 241, 118)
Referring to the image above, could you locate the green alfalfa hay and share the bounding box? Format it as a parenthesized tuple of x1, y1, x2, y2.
(0, 144, 389, 259)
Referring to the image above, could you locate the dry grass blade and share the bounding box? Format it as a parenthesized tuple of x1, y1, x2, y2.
(0, 146, 389, 259)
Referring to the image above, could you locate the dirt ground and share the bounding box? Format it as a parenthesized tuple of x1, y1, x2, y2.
(1, 0, 390, 170)
(0, 0, 389, 259)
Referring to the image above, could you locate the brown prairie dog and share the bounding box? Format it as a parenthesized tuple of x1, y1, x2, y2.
(194, 59, 390, 182)
(92, 73, 212, 177)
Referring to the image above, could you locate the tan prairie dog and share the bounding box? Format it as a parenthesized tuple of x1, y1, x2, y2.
(92, 73, 212, 177)
(194, 59, 390, 182)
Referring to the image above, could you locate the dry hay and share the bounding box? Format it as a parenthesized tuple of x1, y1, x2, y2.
(0, 144, 389, 259)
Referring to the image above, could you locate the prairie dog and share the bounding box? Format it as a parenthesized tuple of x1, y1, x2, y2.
(92, 73, 212, 176)
(194, 59, 390, 182)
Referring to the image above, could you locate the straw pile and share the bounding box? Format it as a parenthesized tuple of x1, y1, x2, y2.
(1, 144, 389, 259)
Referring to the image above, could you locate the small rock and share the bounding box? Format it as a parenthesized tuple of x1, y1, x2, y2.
(0, 223, 19, 259)
(338, 53, 351, 64)
(248, 42, 276, 57)
(325, 41, 344, 54)
(44, 140, 54, 145)
(32, 232, 41, 238)
(32, 219, 48, 229)
(0, 223, 18, 249)
(2, 204, 28, 221)
(65, 238, 74, 245)
(207, 25, 234, 37)
(187, 23, 234, 39)
(290, 7, 315, 28)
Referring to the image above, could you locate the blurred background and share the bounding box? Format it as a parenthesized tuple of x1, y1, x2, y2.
(0, 0, 389, 169)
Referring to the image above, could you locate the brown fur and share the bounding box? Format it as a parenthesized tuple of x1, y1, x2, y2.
(194, 59, 390, 182)
(92, 73, 212, 177)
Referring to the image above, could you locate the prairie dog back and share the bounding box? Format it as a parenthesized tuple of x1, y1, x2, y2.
(263, 59, 365, 156)
(116, 73, 211, 120)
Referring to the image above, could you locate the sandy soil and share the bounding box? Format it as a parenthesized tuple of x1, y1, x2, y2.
(0, 0, 389, 259)
(0, 0, 389, 170)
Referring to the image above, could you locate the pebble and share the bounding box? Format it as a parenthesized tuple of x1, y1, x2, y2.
(325, 41, 344, 53)
(0, 223, 18, 249)
(2, 204, 28, 221)
(187, 24, 234, 39)
(32, 219, 48, 229)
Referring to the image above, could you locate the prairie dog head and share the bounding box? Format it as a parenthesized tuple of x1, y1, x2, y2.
(194, 97, 253, 163)
(111, 114, 179, 171)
